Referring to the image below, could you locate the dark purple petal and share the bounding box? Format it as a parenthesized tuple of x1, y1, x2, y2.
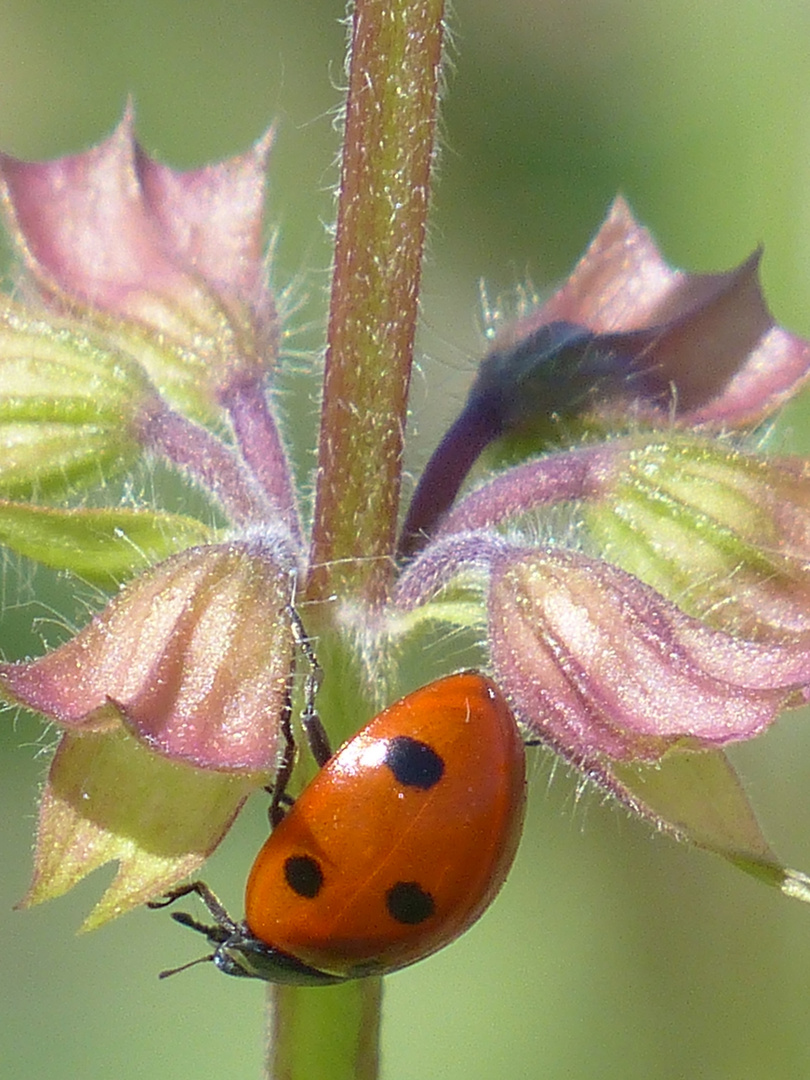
(509, 198, 810, 426)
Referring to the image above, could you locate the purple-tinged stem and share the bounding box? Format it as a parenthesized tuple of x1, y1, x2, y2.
(434, 441, 620, 538)
(276, 1, 446, 1078)
(307, 0, 445, 608)
(138, 402, 275, 529)
(219, 375, 303, 545)
(394, 531, 514, 609)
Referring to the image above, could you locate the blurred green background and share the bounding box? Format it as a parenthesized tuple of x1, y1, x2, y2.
(2, 1, 810, 1077)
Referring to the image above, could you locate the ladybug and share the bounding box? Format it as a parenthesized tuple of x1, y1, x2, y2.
(151, 671, 526, 984)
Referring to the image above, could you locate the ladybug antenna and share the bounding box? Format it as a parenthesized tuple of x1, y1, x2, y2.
(154, 907, 230, 980)
(157, 951, 216, 980)
(169, 908, 225, 937)
(149, 880, 242, 980)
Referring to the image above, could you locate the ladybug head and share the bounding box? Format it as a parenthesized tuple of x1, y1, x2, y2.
(149, 881, 345, 986)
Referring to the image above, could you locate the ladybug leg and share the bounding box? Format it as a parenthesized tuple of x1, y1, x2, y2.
(148, 881, 242, 980)
(514, 718, 542, 748)
(263, 605, 335, 829)
(267, 655, 298, 827)
(169, 910, 228, 940)
(266, 604, 334, 825)
(288, 605, 333, 767)
(147, 881, 238, 930)
(301, 688, 332, 768)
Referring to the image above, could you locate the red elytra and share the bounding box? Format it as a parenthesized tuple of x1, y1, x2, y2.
(152, 671, 526, 984)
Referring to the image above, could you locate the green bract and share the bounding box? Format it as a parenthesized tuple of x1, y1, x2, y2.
(0, 501, 217, 585)
(23, 726, 254, 929)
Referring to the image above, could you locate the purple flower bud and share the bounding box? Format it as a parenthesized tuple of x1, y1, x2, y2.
(399, 199, 810, 557)
(488, 546, 810, 763)
(0, 538, 298, 772)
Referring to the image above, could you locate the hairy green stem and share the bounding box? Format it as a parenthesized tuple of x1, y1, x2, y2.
(269, 0, 445, 1077)
(268, 978, 383, 1080)
(308, 0, 445, 607)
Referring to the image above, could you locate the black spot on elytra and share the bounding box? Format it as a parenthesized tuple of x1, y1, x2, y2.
(284, 854, 324, 899)
(386, 881, 435, 925)
(384, 736, 444, 790)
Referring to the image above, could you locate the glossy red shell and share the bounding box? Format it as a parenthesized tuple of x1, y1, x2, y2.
(244, 671, 526, 979)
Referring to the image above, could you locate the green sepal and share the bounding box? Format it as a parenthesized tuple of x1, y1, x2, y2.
(0, 500, 217, 584)
(101, 316, 228, 432)
(0, 303, 155, 497)
(586, 436, 810, 630)
(611, 746, 810, 903)
(20, 726, 257, 929)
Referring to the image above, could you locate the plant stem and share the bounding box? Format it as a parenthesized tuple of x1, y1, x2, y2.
(269, 0, 445, 1077)
(308, 0, 445, 607)
(268, 978, 383, 1080)
(220, 374, 303, 543)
